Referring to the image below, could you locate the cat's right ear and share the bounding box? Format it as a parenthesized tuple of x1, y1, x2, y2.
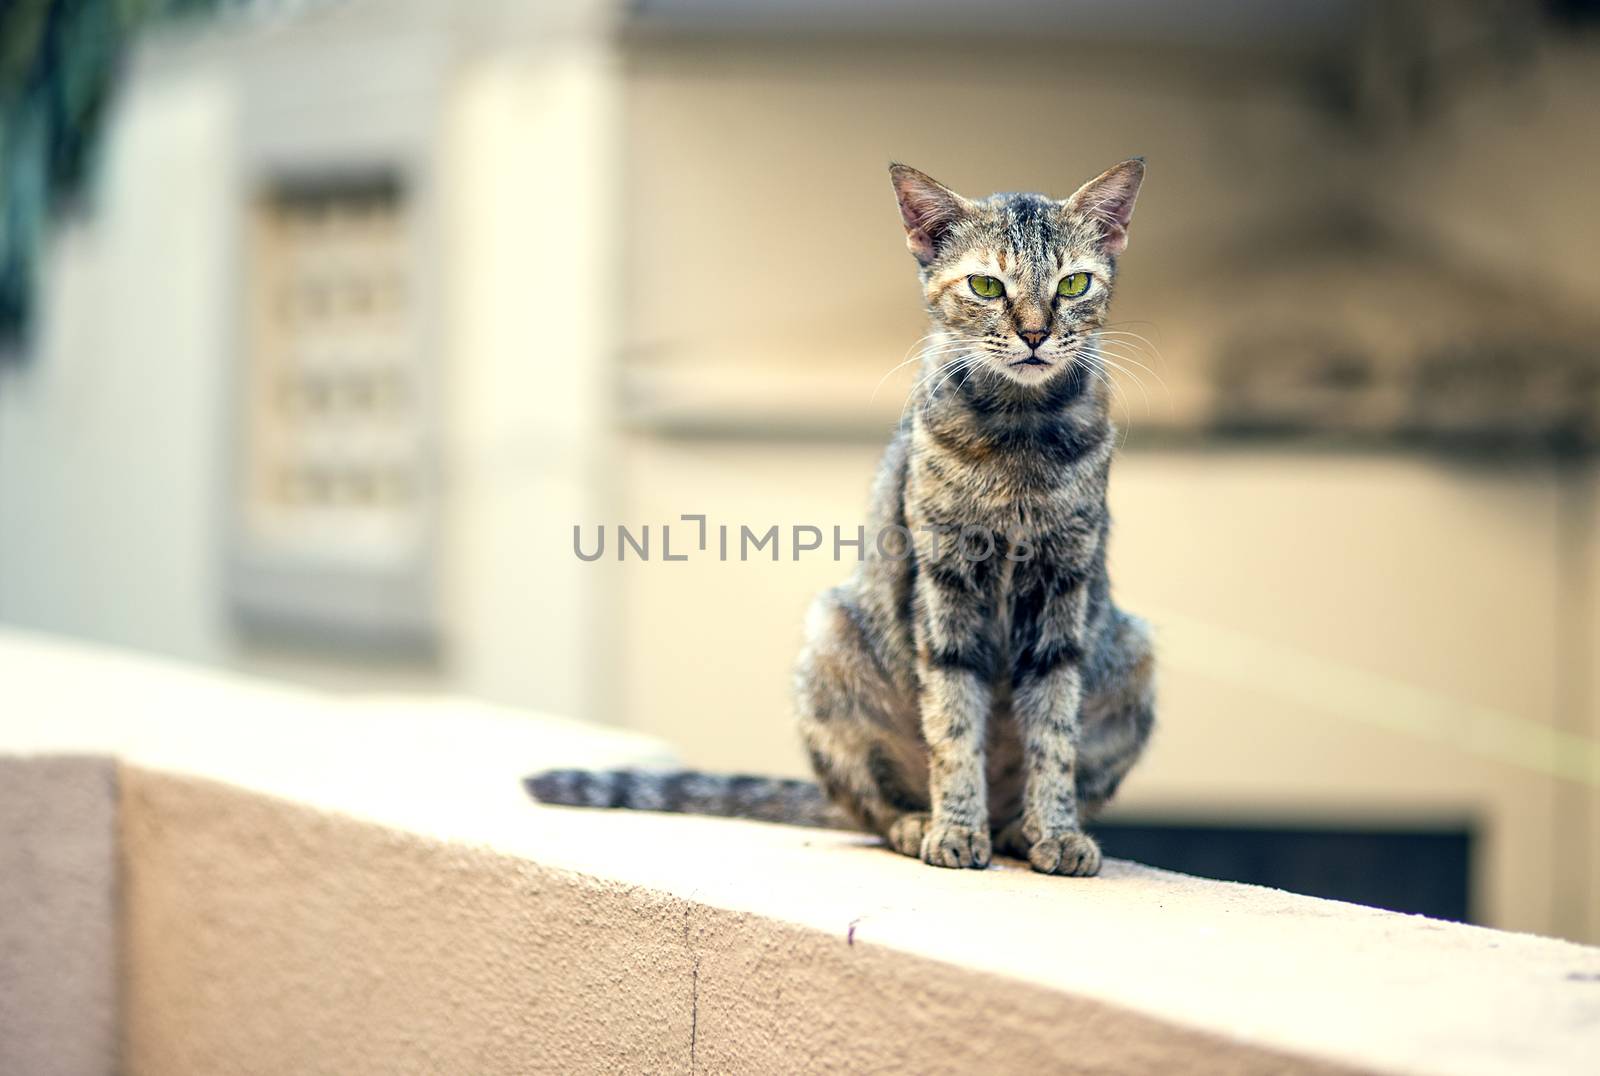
(1064, 158, 1145, 256)
(889, 163, 971, 265)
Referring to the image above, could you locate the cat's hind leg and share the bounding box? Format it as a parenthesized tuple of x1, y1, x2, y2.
(795, 588, 930, 856)
(1076, 610, 1157, 814)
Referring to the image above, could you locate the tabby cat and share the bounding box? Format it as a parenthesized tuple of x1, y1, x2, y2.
(529, 160, 1156, 876)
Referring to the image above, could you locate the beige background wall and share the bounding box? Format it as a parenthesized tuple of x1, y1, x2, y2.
(618, 37, 1343, 424)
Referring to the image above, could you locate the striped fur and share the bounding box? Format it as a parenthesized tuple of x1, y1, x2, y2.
(529, 160, 1156, 876)
(525, 769, 849, 828)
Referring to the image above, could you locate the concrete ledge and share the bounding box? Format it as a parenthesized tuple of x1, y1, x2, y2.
(4, 627, 1600, 1075)
(120, 767, 1360, 1075)
(0, 755, 119, 1076)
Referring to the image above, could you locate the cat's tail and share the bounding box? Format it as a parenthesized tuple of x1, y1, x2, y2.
(524, 768, 855, 829)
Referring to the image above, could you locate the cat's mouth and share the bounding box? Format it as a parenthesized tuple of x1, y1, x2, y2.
(1010, 357, 1052, 368)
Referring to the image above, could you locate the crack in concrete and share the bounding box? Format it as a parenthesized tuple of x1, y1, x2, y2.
(689, 955, 700, 1074)
(683, 903, 699, 1075)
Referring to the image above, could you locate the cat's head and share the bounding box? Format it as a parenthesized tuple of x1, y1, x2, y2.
(889, 159, 1144, 386)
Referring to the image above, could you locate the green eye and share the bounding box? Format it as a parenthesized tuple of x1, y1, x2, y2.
(968, 275, 1004, 299)
(1057, 272, 1092, 299)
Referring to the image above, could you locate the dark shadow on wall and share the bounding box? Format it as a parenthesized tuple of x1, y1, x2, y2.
(1092, 819, 1474, 923)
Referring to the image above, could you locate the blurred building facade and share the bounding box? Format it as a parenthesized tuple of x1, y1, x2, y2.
(1, 0, 1597, 940)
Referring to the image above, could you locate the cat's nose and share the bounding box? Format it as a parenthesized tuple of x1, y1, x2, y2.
(1017, 328, 1048, 349)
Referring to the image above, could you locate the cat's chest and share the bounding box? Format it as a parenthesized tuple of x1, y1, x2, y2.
(911, 424, 1106, 515)
(910, 460, 1100, 540)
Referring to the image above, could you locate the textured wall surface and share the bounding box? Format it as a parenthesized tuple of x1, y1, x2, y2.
(119, 768, 1365, 1076)
(118, 762, 1600, 1076)
(0, 756, 119, 1076)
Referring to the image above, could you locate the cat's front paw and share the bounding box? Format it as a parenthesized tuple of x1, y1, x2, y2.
(920, 822, 992, 869)
(1028, 831, 1102, 876)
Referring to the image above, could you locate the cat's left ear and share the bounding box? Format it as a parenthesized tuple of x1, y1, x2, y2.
(1064, 158, 1145, 255)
